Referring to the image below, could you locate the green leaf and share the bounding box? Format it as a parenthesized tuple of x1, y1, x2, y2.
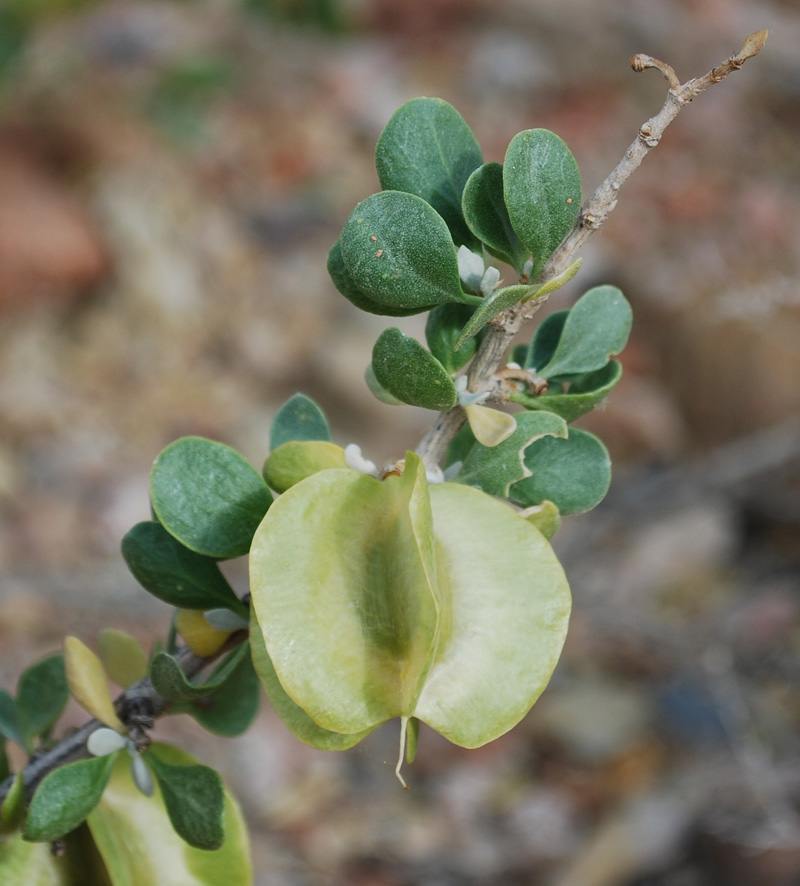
(146, 749, 224, 851)
(510, 427, 611, 515)
(537, 285, 632, 378)
(504, 129, 581, 277)
(375, 97, 483, 249)
(97, 629, 148, 690)
(521, 500, 562, 540)
(364, 363, 404, 405)
(455, 411, 568, 497)
(425, 303, 483, 373)
(262, 441, 347, 494)
(122, 521, 244, 613)
(16, 655, 68, 751)
(510, 360, 623, 422)
(412, 483, 571, 747)
(519, 309, 568, 371)
(250, 617, 374, 750)
(250, 453, 439, 735)
(87, 744, 251, 886)
(372, 328, 458, 411)
(24, 755, 116, 843)
(462, 162, 527, 270)
(150, 436, 272, 559)
(445, 421, 477, 469)
(327, 239, 421, 317)
(270, 394, 331, 449)
(339, 191, 478, 312)
(453, 283, 533, 350)
(0, 771, 25, 834)
(0, 690, 22, 748)
(190, 647, 260, 737)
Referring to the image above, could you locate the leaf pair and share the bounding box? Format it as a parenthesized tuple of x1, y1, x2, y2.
(249, 450, 571, 768)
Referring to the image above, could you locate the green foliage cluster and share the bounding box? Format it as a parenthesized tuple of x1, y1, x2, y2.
(0, 97, 632, 883)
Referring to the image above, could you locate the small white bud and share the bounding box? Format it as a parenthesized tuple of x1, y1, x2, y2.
(130, 752, 154, 797)
(457, 245, 485, 292)
(479, 266, 501, 298)
(87, 727, 127, 757)
(425, 464, 445, 484)
(344, 443, 378, 476)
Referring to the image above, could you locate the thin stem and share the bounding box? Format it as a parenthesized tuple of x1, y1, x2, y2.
(416, 30, 767, 469)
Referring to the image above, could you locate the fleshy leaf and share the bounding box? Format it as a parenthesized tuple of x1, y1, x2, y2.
(146, 750, 224, 851)
(504, 129, 581, 277)
(122, 521, 244, 614)
(64, 637, 124, 732)
(15, 654, 69, 752)
(537, 285, 632, 379)
(455, 411, 568, 497)
(262, 441, 347, 493)
(411, 483, 571, 747)
(365, 363, 404, 405)
(97, 629, 148, 690)
(150, 436, 272, 559)
(0, 771, 25, 834)
(250, 617, 374, 750)
(0, 690, 21, 748)
(327, 239, 421, 317)
(150, 644, 248, 703)
(174, 610, 231, 658)
(339, 191, 478, 312)
(510, 360, 623, 422)
(519, 309, 568, 371)
(463, 404, 517, 447)
(190, 647, 260, 737)
(510, 427, 611, 515)
(520, 500, 562, 540)
(270, 393, 331, 450)
(24, 755, 116, 843)
(250, 453, 439, 735)
(453, 284, 531, 351)
(372, 328, 458, 411)
(425, 303, 483, 373)
(462, 162, 527, 270)
(87, 743, 251, 885)
(375, 97, 483, 249)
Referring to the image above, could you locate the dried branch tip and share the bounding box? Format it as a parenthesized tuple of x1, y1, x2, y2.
(736, 30, 769, 63)
(630, 54, 680, 91)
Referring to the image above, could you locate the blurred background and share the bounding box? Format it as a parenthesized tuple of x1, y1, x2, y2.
(1, 1, 799, 883)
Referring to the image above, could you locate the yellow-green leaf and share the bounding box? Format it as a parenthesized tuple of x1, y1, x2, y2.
(174, 610, 231, 658)
(64, 638, 124, 732)
(97, 630, 148, 690)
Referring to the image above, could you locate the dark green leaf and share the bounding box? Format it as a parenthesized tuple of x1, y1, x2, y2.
(327, 239, 420, 317)
(538, 285, 632, 378)
(0, 690, 21, 748)
(150, 437, 273, 559)
(340, 191, 478, 312)
(425, 303, 483, 373)
(462, 162, 527, 270)
(375, 97, 483, 249)
(122, 521, 244, 613)
(150, 644, 248, 703)
(510, 427, 611, 515)
(147, 749, 224, 850)
(270, 394, 331, 450)
(504, 129, 581, 277)
(16, 655, 68, 751)
(455, 411, 568, 497)
(24, 754, 116, 843)
(372, 328, 458, 411)
(509, 360, 623, 422)
(191, 648, 260, 737)
(454, 284, 533, 350)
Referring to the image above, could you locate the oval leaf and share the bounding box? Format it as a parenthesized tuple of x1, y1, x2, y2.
(462, 162, 527, 270)
(190, 647, 260, 738)
(463, 404, 517, 448)
(250, 454, 439, 735)
(97, 630, 148, 690)
(510, 427, 611, 515)
(15, 655, 68, 752)
(504, 129, 581, 277)
(87, 744, 251, 886)
(270, 394, 331, 450)
(64, 637, 124, 732)
(510, 360, 623, 422)
(537, 285, 632, 379)
(453, 283, 533, 350)
(262, 441, 347, 494)
(150, 437, 272, 559)
(372, 328, 458, 411)
(375, 97, 483, 249)
(455, 410, 568, 497)
(425, 302, 482, 373)
(24, 755, 116, 843)
(340, 191, 475, 312)
(122, 521, 243, 613)
(411, 483, 571, 747)
(364, 363, 404, 406)
(174, 610, 231, 658)
(146, 750, 224, 850)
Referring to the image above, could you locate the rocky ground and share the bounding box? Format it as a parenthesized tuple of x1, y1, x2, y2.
(1, 1, 800, 884)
